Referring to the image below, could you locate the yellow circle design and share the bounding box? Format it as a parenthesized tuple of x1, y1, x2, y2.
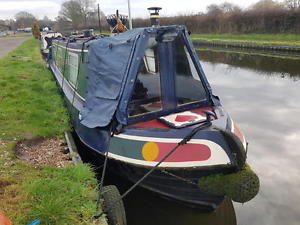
(142, 142, 159, 161)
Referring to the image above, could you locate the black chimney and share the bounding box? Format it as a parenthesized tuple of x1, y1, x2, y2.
(147, 7, 162, 27)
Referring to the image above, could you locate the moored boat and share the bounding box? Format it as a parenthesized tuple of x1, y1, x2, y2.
(46, 9, 258, 211)
(40, 31, 62, 56)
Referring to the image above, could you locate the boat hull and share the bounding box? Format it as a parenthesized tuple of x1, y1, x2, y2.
(49, 59, 236, 210)
(76, 132, 230, 211)
(48, 37, 246, 211)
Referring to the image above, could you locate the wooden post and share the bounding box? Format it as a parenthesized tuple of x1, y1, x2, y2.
(127, 0, 133, 29)
(97, 3, 102, 34)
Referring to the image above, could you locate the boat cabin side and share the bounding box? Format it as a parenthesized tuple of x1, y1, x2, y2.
(50, 39, 88, 99)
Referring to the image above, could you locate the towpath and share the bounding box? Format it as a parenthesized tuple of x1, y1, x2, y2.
(0, 37, 28, 58)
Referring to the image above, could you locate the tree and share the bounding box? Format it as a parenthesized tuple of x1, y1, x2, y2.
(15, 11, 37, 28)
(32, 23, 40, 39)
(0, 20, 13, 30)
(59, 0, 83, 29)
(206, 4, 223, 15)
(284, 0, 300, 9)
(42, 16, 51, 22)
(55, 15, 72, 30)
(251, 0, 283, 11)
(58, 0, 105, 30)
(219, 2, 241, 13)
(77, 0, 96, 25)
(38, 16, 55, 30)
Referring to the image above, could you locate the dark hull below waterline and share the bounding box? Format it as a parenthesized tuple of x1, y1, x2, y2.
(74, 132, 227, 211)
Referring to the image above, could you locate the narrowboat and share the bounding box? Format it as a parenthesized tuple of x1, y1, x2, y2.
(46, 10, 258, 211)
(40, 31, 62, 56)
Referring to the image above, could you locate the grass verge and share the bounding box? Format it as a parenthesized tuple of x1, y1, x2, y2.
(0, 39, 105, 224)
(191, 33, 300, 45)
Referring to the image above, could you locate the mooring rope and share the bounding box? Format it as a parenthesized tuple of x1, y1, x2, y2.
(96, 147, 109, 212)
(96, 124, 116, 212)
(161, 169, 198, 186)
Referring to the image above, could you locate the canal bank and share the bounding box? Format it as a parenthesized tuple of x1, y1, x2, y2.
(0, 38, 107, 225)
(192, 33, 300, 52)
(193, 40, 300, 52)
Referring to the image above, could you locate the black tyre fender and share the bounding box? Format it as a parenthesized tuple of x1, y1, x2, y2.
(100, 185, 127, 225)
(222, 129, 246, 170)
(213, 127, 247, 170)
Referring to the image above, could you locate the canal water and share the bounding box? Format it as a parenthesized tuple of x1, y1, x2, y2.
(199, 49, 300, 225)
(79, 48, 300, 225)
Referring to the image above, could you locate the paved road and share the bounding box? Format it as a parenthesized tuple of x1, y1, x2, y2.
(0, 37, 28, 58)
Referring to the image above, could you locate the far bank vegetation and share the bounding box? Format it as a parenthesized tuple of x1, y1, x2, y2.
(1, 0, 300, 34)
(133, 0, 300, 33)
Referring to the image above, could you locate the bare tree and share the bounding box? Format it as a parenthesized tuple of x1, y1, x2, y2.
(206, 4, 223, 15)
(55, 15, 72, 31)
(219, 2, 241, 13)
(284, 0, 300, 9)
(251, 0, 283, 11)
(124, 0, 300, 33)
(59, 0, 83, 29)
(77, 0, 96, 25)
(58, 0, 104, 30)
(38, 16, 55, 30)
(15, 11, 37, 28)
(42, 16, 51, 22)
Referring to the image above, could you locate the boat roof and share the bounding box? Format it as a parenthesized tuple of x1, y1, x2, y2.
(80, 25, 217, 128)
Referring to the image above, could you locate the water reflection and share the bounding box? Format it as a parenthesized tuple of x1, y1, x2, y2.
(198, 48, 300, 80)
(124, 187, 236, 225)
(77, 141, 237, 225)
(102, 170, 237, 225)
(200, 50, 300, 225)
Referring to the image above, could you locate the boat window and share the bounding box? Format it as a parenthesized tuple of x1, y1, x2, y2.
(55, 46, 64, 72)
(175, 36, 207, 105)
(68, 52, 79, 87)
(143, 38, 158, 74)
(128, 37, 162, 117)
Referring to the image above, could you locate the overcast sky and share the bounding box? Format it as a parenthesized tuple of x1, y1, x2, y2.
(0, 0, 282, 20)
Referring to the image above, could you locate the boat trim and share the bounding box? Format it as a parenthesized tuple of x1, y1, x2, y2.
(230, 118, 247, 149)
(52, 42, 89, 53)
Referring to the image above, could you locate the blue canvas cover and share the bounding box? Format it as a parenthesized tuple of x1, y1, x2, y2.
(80, 28, 146, 128)
(80, 25, 215, 129)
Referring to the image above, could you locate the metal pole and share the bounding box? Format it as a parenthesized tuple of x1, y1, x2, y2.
(97, 3, 102, 34)
(127, 0, 133, 29)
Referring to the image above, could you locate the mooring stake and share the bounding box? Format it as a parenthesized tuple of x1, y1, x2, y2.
(64, 131, 83, 164)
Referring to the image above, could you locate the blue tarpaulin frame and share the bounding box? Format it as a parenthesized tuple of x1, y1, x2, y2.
(81, 25, 217, 129)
